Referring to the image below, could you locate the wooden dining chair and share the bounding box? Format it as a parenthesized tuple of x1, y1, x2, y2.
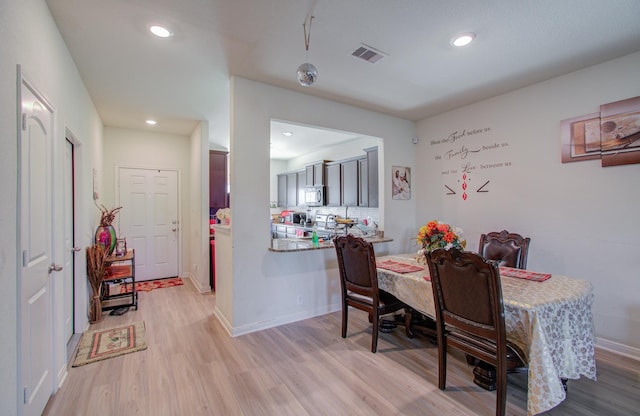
(334, 235, 405, 353)
(478, 230, 531, 269)
(425, 248, 526, 416)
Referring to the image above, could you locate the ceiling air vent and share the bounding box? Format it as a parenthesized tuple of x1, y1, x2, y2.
(351, 43, 387, 63)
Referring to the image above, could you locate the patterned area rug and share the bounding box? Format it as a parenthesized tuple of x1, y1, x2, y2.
(73, 321, 147, 367)
(119, 277, 183, 293)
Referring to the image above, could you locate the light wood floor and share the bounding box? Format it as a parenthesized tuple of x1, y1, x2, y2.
(45, 279, 640, 416)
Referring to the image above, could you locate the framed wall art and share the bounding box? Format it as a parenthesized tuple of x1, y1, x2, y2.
(392, 166, 411, 200)
(560, 95, 640, 167)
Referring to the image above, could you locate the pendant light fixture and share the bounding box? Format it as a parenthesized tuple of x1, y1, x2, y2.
(297, 12, 317, 87)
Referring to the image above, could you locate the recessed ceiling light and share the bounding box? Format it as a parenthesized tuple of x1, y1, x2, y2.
(150, 25, 172, 38)
(451, 33, 475, 47)
(282, 131, 293, 137)
(146, 119, 157, 125)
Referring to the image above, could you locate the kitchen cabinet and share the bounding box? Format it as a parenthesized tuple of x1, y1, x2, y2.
(325, 162, 341, 206)
(274, 150, 375, 208)
(101, 249, 137, 311)
(271, 224, 308, 238)
(365, 147, 379, 207)
(313, 162, 327, 185)
(305, 161, 328, 187)
(209, 151, 228, 209)
(297, 170, 306, 207)
(287, 172, 298, 207)
(358, 157, 368, 207)
(341, 158, 359, 207)
(305, 165, 314, 187)
(273, 224, 287, 238)
(277, 174, 287, 207)
(276, 169, 309, 208)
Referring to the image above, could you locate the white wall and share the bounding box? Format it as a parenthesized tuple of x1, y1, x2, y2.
(415, 52, 640, 354)
(1, 0, 103, 413)
(192, 122, 211, 292)
(102, 127, 193, 279)
(216, 77, 416, 335)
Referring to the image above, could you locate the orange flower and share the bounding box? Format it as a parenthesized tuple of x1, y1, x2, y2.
(443, 231, 455, 243)
(416, 220, 466, 252)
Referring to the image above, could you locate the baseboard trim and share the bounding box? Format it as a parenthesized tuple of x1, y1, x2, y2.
(215, 303, 342, 337)
(596, 337, 640, 361)
(182, 272, 211, 293)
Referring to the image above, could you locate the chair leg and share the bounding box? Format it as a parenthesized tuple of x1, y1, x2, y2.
(341, 302, 348, 339)
(495, 363, 507, 416)
(403, 308, 415, 338)
(371, 310, 379, 353)
(437, 335, 447, 390)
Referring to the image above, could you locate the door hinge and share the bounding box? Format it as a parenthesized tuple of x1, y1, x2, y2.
(23, 386, 28, 404)
(22, 250, 27, 267)
(22, 113, 26, 130)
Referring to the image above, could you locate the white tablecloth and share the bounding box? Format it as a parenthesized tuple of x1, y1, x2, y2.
(376, 254, 596, 416)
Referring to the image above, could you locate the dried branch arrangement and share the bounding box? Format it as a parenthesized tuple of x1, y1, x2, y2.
(86, 244, 107, 322)
(97, 204, 122, 227)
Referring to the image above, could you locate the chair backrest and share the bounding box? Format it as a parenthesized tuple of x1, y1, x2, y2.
(426, 248, 506, 344)
(334, 235, 378, 298)
(478, 230, 531, 269)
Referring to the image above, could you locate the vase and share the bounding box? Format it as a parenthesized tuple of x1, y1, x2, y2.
(89, 294, 102, 323)
(95, 225, 117, 256)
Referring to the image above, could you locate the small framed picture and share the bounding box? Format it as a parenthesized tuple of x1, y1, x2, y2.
(392, 166, 411, 200)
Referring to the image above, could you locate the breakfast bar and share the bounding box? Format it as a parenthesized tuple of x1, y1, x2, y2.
(269, 235, 392, 252)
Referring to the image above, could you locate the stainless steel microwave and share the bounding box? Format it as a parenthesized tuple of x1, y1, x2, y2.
(304, 186, 325, 206)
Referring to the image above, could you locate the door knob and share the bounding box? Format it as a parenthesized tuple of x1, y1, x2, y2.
(48, 263, 63, 273)
(71, 247, 81, 252)
(172, 228, 177, 232)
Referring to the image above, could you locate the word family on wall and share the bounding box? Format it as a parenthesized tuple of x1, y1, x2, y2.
(430, 126, 513, 201)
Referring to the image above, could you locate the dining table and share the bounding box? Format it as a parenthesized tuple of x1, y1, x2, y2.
(376, 253, 597, 416)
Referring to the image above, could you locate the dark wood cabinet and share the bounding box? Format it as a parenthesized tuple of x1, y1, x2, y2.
(358, 157, 368, 207)
(365, 147, 379, 207)
(209, 151, 228, 209)
(304, 161, 328, 187)
(297, 170, 306, 207)
(305, 165, 314, 187)
(277, 170, 306, 208)
(341, 158, 359, 207)
(273, 152, 375, 208)
(287, 172, 298, 207)
(277, 174, 287, 207)
(325, 162, 341, 206)
(313, 162, 326, 186)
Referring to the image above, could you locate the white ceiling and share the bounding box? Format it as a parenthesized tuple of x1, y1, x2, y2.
(46, 0, 640, 159)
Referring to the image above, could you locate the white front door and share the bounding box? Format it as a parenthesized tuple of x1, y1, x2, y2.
(118, 168, 179, 281)
(19, 71, 55, 416)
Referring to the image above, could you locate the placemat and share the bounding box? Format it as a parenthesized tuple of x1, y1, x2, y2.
(377, 259, 424, 274)
(500, 266, 551, 282)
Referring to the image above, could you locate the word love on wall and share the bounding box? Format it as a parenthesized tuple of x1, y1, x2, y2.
(429, 127, 513, 201)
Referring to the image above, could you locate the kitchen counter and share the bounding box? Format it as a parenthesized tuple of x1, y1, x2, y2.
(269, 235, 393, 252)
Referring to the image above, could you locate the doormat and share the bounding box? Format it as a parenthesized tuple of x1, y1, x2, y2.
(72, 321, 147, 367)
(118, 277, 183, 293)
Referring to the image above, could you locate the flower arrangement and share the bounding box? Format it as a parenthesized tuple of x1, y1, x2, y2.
(216, 208, 231, 224)
(416, 220, 466, 253)
(97, 204, 122, 227)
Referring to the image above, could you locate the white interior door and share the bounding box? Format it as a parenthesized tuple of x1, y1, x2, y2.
(19, 71, 55, 416)
(118, 168, 179, 281)
(63, 139, 75, 344)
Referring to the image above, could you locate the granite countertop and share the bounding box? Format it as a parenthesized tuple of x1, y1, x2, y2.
(269, 235, 393, 252)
